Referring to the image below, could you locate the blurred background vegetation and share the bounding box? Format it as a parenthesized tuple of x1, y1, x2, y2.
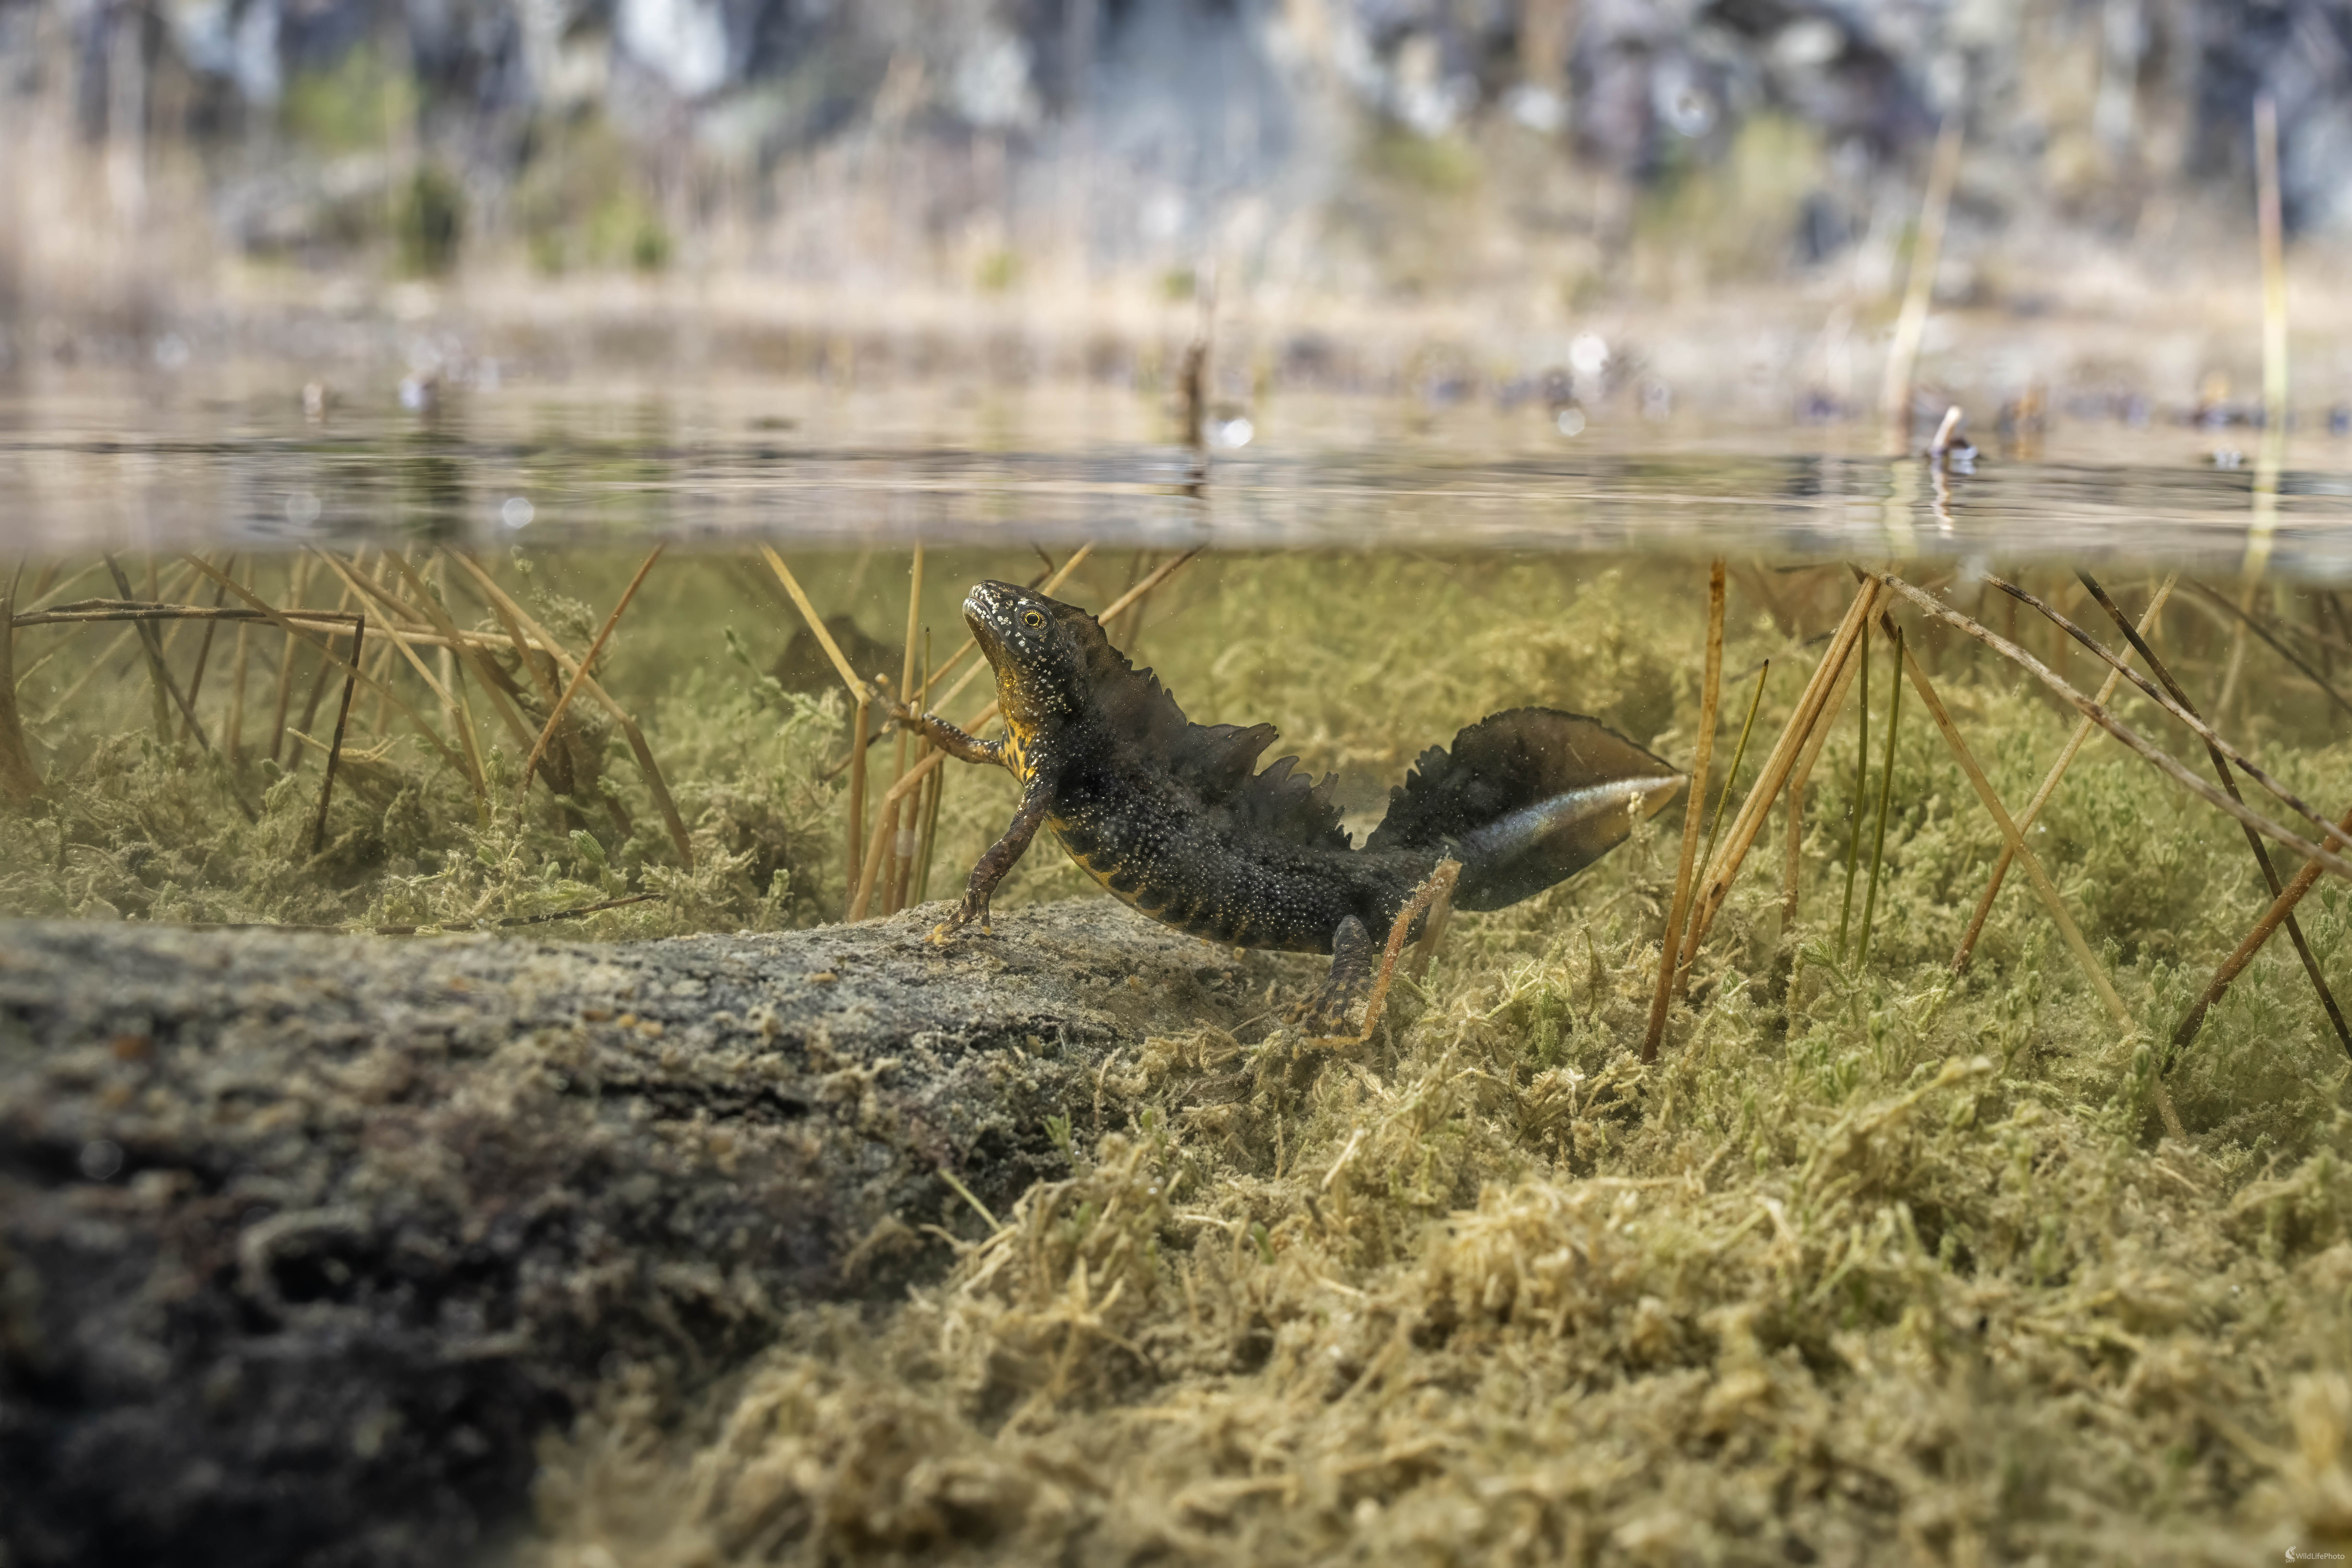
(2, 0, 2349, 404)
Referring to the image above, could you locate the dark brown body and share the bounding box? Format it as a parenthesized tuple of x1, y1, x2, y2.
(890, 582, 1682, 1011)
(1041, 719, 1437, 954)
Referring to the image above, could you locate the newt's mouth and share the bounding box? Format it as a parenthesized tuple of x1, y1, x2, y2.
(962, 583, 1013, 666)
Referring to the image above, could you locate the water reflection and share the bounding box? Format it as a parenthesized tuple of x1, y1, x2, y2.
(4, 375, 2350, 580)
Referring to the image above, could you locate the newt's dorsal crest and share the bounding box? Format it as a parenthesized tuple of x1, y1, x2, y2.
(962, 581, 1350, 849)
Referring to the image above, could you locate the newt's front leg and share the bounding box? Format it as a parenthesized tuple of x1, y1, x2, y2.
(885, 699, 1005, 768)
(935, 773, 1052, 942)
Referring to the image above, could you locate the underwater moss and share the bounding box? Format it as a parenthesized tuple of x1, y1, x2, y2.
(6, 549, 2349, 1562)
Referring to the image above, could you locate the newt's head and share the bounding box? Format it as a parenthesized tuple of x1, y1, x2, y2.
(963, 581, 1113, 736)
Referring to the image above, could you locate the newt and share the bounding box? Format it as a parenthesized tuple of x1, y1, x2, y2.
(887, 581, 1685, 1022)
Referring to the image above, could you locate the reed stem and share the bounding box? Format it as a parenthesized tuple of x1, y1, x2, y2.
(1881, 115, 1964, 445)
(848, 695, 868, 901)
(0, 560, 43, 806)
(515, 545, 666, 802)
(1856, 628, 1904, 969)
(1987, 573, 2336, 837)
(1885, 610, 2137, 1034)
(1872, 570, 2352, 880)
(1643, 560, 1725, 1065)
(1837, 621, 1870, 959)
(1683, 578, 1880, 963)
(1953, 574, 2177, 973)
(2175, 800, 2352, 1059)
(310, 617, 363, 855)
(1700, 659, 1768, 885)
(2074, 571, 2352, 1061)
(442, 554, 694, 867)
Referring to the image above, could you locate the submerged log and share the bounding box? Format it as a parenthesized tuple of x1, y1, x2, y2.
(0, 901, 1294, 1568)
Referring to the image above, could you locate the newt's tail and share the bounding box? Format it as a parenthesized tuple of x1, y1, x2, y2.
(1364, 709, 1685, 911)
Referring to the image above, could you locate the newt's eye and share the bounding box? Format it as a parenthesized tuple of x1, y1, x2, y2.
(1022, 610, 1044, 628)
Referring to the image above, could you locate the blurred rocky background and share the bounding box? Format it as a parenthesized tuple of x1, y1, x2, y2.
(1, 0, 2348, 395)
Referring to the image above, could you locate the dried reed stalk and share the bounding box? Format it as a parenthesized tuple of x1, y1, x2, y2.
(1701, 659, 1769, 886)
(1347, 860, 1460, 1045)
(848, 770, 900, 920)
(2075, 571, 2352, 1059)
(177, 560, 467, 779)
(1780, 634, 1866, 935)
(104, 553, 183, 744)
(20, 561, 102, 616)
(225, 561, 253, 763)
(1096, 549, 1200, 634)
(1886, 616, 2131, 1023)
(293, 564, 368, 765)
(1180, 261, 1216, 463)
(17, 601, 360, 630)
(1885, 612, 2178, 1138)
(0, 561, 44, 805)
(517, 544, 666, 801)
(362, 553, 403, 733)
(2174, 798, 2352, 1058)
(180, 561, 233, 745)
(466, 569, 562, 708)
(759, 545, 880, 902)
(878, 547, 926, 914)
(1952, 574, 2177, 973)
(380, 553, 539, 754)
(269, 555, 316, 767)
(1881, 115, 1964, 444)
(1989, 573, 2339, 839)
(1855, 628, 1905, 968)
(443, 553, 694, 868)
(312, 552, 487, 804)
(2181, 578, 2352, 723)
(2217, 95, 2293, 705)
(1683, 578, 1881, 962)
(1644, 561, 1725, 1064)
(1870, 571, 2352, 882)
(848, 693, 869, 897)
(309, 616, 363, 856)
(440, 644, 488, 820)
(894, 629, 932, 912)
(2258, 92, 2290, 440)
(912, 750, 945, 906)
(1837, 623, 1871, 958)
(759, 547, 874, 700)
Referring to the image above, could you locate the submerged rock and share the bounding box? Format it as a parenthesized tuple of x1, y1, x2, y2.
(0, 901, 1295, 1568)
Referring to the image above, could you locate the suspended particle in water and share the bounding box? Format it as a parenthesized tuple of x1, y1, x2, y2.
(284, 490, 322, 527)
(502, 496, 536, 530)
(1556, 407, 1587, 437)
(78, 1140, 123, 1181)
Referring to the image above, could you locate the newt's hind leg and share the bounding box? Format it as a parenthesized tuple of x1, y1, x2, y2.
(934, 776, 1050, 942)
(1303, 860, 1462, 1043)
